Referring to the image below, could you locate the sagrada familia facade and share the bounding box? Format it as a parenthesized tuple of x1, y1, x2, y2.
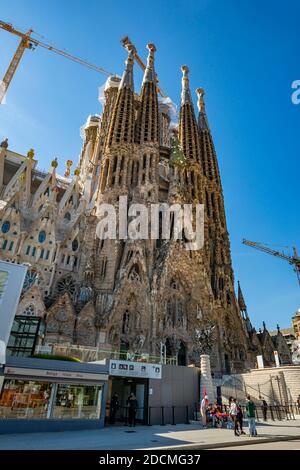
(0, 44, 291, 373)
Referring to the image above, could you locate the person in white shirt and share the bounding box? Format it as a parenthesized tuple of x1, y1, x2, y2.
(200, 395, 208, 427)
(229, 398, 239, 436)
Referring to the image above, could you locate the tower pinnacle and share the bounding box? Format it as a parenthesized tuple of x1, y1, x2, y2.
(196, 87, 209, 130)
(181, 65, 193, 105)
(135, 43, 159, 144)
(107, 47, 135, 146)
(142, 43, 157, 84)
(178, 65, 201, 162)
(119, 45, 135, 91)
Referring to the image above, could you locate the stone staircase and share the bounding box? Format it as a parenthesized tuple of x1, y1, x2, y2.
(212, 366, 300, 405)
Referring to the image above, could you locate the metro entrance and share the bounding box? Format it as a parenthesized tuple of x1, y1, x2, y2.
(107, 376, 149, 425)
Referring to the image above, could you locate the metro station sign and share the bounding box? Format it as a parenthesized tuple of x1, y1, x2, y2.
(109, 360, 162, 379)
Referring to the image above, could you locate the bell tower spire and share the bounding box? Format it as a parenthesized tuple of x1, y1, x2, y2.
(196, 87, 220, 185)
(135, 43, 159, 144)
(179, 66, 201, 162)
(106, 46, 135, 147)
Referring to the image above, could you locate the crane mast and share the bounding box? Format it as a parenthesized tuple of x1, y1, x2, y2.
(0, 20, 115, 103)
(242, 239, 300, 285)
(0, 25, 32, 103)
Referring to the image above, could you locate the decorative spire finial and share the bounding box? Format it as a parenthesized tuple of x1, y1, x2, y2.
(142, 43, 157, 84)
(196, 87, 206, 113)
(64, 159, 73, 178)
(0, 138, 8, 149)
(27, 148, 35, 160)
(196, 87, 209, 130)
(181, 65, 192, 105)
(51, 157, 58, 169)
(119, 46, 135, 91)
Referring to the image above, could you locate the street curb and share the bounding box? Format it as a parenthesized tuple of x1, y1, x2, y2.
(142, 434, 300, 450)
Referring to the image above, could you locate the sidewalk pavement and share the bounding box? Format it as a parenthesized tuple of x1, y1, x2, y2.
(1, 419, 300, 450)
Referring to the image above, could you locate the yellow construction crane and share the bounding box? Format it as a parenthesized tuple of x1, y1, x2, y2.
(121, 35, 166, 97)
(242, 239, 300, 286)
(0, 19, 116, 104)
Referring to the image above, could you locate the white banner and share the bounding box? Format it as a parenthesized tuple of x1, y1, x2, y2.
(109, 360, 162, 379)
(274, 350, 280, 367)
(257, 355, 264, 369)
(0, 261, 27, 347)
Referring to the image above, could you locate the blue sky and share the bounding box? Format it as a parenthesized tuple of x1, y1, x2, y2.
(0, 0, 299, 331)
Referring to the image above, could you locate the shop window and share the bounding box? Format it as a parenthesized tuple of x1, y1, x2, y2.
(52, 384, 102, 420)
(0, 380, 102, 421)
(0, 380, 52, 419)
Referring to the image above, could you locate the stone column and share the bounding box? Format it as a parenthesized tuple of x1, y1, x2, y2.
(200, 354, 215, 403)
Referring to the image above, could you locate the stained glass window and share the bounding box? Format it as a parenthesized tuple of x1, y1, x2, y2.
(1, 221, 10, 234)
(72, 239, 78, 251)
(56, 275, 76, 299)
(23, 269, 38, 292)
(38, 230, 46, 243)
(23, 304, 35, 316)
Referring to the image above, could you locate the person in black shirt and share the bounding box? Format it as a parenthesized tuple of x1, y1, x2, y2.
(110, 393, 120, 424)
(261, 397, 268, 421)
(127, 393, 138, 427)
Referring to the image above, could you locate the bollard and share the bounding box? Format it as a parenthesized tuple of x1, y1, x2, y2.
(160, 406, 165, 426)
(147, 407, 152, 426)
(172, 406, 176, 425)
(270, 405, 275, 421)
(185, 405, 190, 425)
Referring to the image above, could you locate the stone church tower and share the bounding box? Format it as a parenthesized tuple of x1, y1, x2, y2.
(0, 43, 271, 373)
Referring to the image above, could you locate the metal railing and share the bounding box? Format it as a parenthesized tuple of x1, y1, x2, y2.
(106, 402, 299, 427)
(49, 344, 177, 365)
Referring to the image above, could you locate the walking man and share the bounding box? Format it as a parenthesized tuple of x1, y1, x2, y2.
(246, 395, 257, 436)
(261, 397, 268, 421)
(237, 401, 246, 435)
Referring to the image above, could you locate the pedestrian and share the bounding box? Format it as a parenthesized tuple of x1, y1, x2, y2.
(236, 402, 246, 435)
(229, 398, 239, 436)
(110, 392, 120, 424)
(246, 395, 257, 437)
(200, 395, 209, 427)
(261, 397, 268, 421)
(127, 393, 138, 427)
